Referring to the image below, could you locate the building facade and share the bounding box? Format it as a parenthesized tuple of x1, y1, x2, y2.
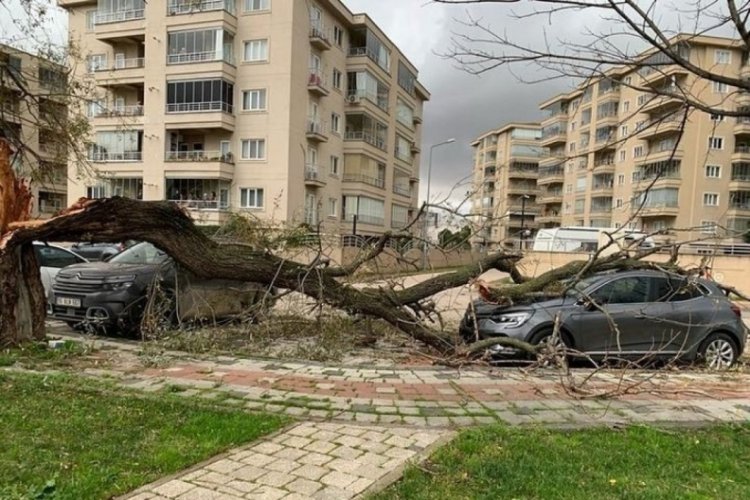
(1, 44, 68, 218)
(470, 123, 543, 248)
(536, 35, 750, 243)
(59, 0, 428, 234)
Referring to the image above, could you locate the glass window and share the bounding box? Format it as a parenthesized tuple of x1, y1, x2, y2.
(110, 242, 168, 265)
(86, 10, 97, 30)
(398, 61, 416, 96)
(244, 39, 269, 61)
(653, 278, 705, 302)
(241, 139, 266, 159)
(242, 89, 267, 110)
(35, 246, 82, 268)
(244, 0, 270, 11)
(591, 276, 650, 304)
(166, 78, 234, 113)
(330, 155, 339, 175)
(240, 188, 264, 208)
(328, 198, 337, 217)
(706, 165, 721, 178)
(715, 49, 731, 64)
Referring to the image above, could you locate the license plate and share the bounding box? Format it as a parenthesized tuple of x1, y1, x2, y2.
(56, 297, 81, 308)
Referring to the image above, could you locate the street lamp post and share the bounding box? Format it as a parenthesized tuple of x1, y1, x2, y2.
(422, 138, 456, 270)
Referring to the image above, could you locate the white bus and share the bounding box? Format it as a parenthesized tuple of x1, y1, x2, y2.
(532, 227, 655, 253)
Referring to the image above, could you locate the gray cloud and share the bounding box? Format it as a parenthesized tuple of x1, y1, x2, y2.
(342, 0, 629, 206)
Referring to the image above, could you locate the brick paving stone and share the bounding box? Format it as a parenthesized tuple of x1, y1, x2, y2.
(256, 471, 294, 488)
(292, 464, 329, 481)
(245, 486, 287, 500)
(273, 447, 308, 461)
(152, 480, 195, 498)
(304, 440, 337, 454)
(205, 459, 243, 474)
(228, 465, 265, 482)
(265, 458, 300, 474)
(286, 478, 323, 496)
(313, 486, 355, 500)
(329, 445, 363, 460)
(326, 458, 362, 474)
(320, 471, 357, 489)
(298, 452, 334, 466)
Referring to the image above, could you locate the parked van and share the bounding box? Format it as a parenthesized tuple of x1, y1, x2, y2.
(532, 227, 655, 253)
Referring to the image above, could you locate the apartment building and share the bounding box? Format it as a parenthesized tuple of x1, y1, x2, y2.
(59, 0, 429, 234)
(536, 35, 750, 243)
(470, 123, 543, 247)
(1, 44, 68, 217)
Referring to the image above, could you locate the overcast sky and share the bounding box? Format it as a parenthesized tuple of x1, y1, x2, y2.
(343, 0, 585, 208)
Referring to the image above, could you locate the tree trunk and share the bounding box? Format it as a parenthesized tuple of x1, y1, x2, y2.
(0, 242, 46, 346)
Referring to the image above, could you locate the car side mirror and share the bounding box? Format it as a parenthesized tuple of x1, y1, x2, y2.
(577, 297, 600, 310)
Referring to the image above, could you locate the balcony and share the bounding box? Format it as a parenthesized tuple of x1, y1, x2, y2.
(166, 179, 231, 222)
(92, 105, 144, 127)
(637, 116, 683, 140)
(307, 69, 330, 96)
(95, 58, 145, 86)
(164, 150, 235, 180)
(632, 203, 680, 217)
(508, 164, 538, 179)
(342, 173, 385, 189)
(537, 190, 563, 204)
(540, 122, 568, 147)
(735, 115, 750, 135)
(95, 9, 146, 40)
(393, 183, 411, 198)
(591, 182, 614, 196)
(506, 184, 538, 196)
(306, 120, 328, 143)
(344, 213, 384, 226)
(640, 65, 689, 86)
(89, 151, 143, 163)
(167, 0, 236, 16)
(536, 213, 562, 225)
(304, 164, 326, 187)
(310, 23, 332, 51)
(344, 130, 386, 151)
(734, 144, 750, 162)
(593, 157, 616, 173)
(595, 111, 619, 127)
(165, 0, 237, 27)
(165, 102, 235, 131)
(537, 166, 564, 186)
(538, 151, 566, 168)
(484, 166, 496, 178)
(640, 93, 683, 114)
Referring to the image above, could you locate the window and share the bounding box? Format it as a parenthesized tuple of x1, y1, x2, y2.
(576, 177, 586, 192)
(397, 61, 416, 96)
(617, 174, 625, 185)
(35, 246, 82, 269)
(591, 276, 650, 304)
(166, 78, 234, 113)
(615, 198, 623, 208)
(653, 278, 705, 302)
(330, 155, 339, 176)
(241, 139, 266, 160)
(328, 198, 338, 217)
(713, 81, 729, 93)
(244, 0, 270, 12)
(701, 221, 718, 234)
(332, 69, 342, 90)
(708, 136, 724, 150)
(243, 39, 269, 62)
(240, 188, 264, 209)
(622, 101, 630, 113)
(86, 10, 97, 31)
(633, 145, 644, 158)
(703, 193, 719, 206)
(167, 28, 233, 64)
(623, 76, 632, 85)
(705, 165, 721, 178)
(569, 142, 576, 153)
(620, 125, 628, 137)
(619, 150, 626, 162)
(333, 25, 344, 46)
(396, 98, 414, 128)
(331, 113, 341, 134)
(710, 113, 725, 122)
(566, 183, 573, 194)
(87, 54, 107, 72)
(242, 89, 267, 111)
(570, 121, 576, 131)
(715, 49, 731, 64)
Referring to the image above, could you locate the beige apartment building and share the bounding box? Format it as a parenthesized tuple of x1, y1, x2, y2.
(537, 35, 750, 243)
(59, 0, 428, 235)
(1, 44, 68, 217)
(470, 123, 543, 247)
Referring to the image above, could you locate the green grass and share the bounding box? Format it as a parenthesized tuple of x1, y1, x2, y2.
(0, 372, 287, 500)
(0, 340, 90, 368)
(374, 424, 750, 499)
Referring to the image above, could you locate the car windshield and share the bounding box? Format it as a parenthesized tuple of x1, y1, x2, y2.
(109, 242, 169, 265)
(564, 275, 605, 297)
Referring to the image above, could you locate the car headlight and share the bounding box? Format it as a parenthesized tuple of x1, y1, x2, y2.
(102, 275, 137, 291)
(489, 312, 532, 328)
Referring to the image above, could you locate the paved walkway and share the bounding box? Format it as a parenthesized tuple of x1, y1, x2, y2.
(43, 332, 750, 499)
(124, 422, 448, 500)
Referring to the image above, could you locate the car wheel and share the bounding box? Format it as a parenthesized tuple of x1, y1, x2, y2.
(65, 321, 83, 331)
(529, 328, 570, 362)
(698, 333, 738, 369)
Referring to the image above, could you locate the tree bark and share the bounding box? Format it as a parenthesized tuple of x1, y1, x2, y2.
(0, 243, 46, 347)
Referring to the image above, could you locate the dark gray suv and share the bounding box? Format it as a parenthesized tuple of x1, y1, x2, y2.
(460, 270, 747, 368)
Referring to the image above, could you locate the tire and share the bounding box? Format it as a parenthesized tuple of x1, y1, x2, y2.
(698, 332, 739, 369)
(65, 321, 83, 331)
(529, 328, 570, 362)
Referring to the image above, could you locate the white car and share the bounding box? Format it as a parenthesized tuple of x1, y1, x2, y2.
(33, 242, 88, 297)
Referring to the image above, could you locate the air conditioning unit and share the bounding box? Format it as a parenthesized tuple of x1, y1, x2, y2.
(347, 94, 361, 105)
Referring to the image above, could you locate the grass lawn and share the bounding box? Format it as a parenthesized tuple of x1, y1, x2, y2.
(374, 424, 750, 499)
(0, 371, 286, 500)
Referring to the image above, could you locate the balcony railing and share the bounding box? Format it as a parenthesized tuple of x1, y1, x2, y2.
(96, 9, 145, 24)
(395, 147, 412, 163)
(165, 150, 234, 163)
(166, 101, 233, 113)
(344, 131, 386, 151)
(308, 68, 329, 90)
(169, 199, 229, 211)
(393, 183, 411, 196)
(342, 173, 385, 189)
(90, 151, 143, 162)
(94, 105, 144, 118)
(305, 164, 322, 181)
(167, 0, 235, 15)
(98, 57, 145, 71)
(736, 145, 750, 154)
(168, 51, 233, 65)
(344, 213, 384, 226)
(731, 173, 750, 181)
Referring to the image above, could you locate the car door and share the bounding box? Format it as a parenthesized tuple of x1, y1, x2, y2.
(34, 245, 85, 297)
(652, 277, 712, 354)
(569, 275, 660, 355)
